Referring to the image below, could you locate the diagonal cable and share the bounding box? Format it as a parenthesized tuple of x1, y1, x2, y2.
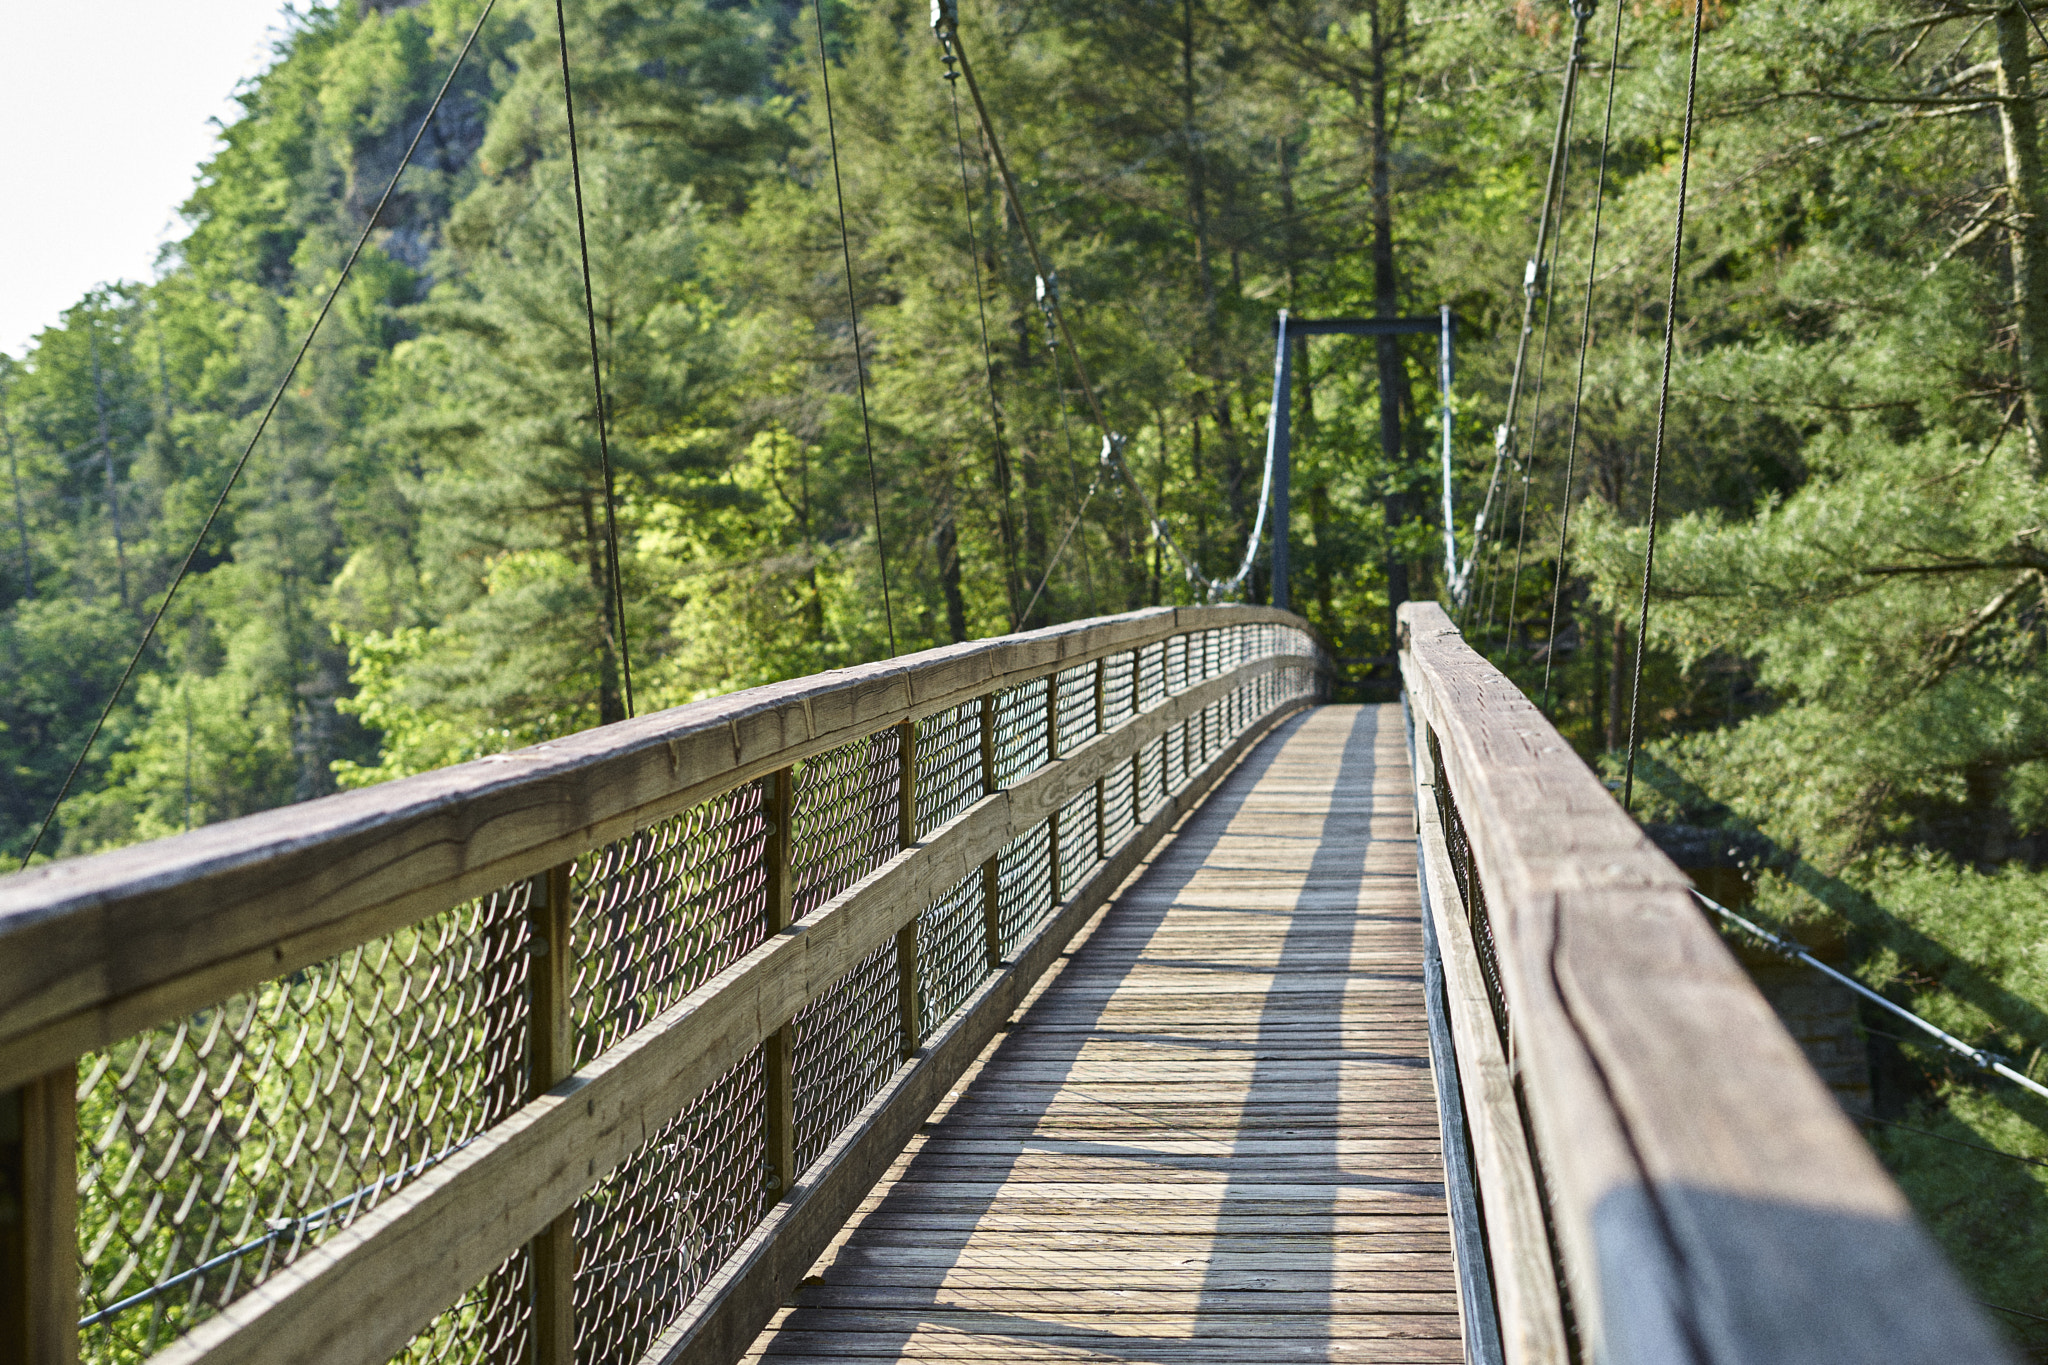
(1542, 0, 1626, 712)
(1623, 0, 1707, 812)
(813, 0, 897, 656)
(18, 0, 499, 869)
(554, 0, 634, 720)
(944, 59, 1021, 628)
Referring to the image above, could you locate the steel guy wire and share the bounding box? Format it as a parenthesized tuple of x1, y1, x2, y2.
(1454, 0, 1597, 615)
(1543, 0, 1626, 712)
(1696, 888, 2048, 1104)
(942, 53, 1021, 628)
(1622, 0, 1705, 813)
(1499, 131, 1579, 657)
(17, 0, 499, 869)
(555, 0, 634, 720)
(931, 2, 1268, 606)
(814, 0, 898, 656)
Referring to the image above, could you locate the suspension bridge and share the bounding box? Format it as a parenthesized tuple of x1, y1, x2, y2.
(0, 0, 2034, 1359)
(0, 603, 2015, 1365)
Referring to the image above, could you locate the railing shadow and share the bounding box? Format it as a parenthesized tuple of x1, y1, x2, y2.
(750, 706, 1457, 1362)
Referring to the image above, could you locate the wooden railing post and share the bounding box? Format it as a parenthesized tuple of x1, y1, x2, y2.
(1046, 673, 1062, 905)
(0, 1067, 78, 1365)
(979, 695, 1002, 968)
(525, 863, 575, 1365)
(895, 721, 922, 1058)
(760, 769, 796, 1203)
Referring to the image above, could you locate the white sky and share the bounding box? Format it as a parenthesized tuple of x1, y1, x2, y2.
(0, 0, 293, 357)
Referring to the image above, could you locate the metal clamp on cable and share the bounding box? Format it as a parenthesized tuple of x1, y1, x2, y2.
(1523, 256, 1545, 299)
(1036, 271, 1060, 348)
(929, 0, 958, 35)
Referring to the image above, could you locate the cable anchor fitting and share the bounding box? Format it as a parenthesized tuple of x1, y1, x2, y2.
(1036, 271, 1060, 349)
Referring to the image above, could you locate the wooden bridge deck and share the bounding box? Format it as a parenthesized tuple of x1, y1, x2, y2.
(744, 703, 1464, 1363)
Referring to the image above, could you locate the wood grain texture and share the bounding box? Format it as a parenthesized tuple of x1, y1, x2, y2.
(1397, 600, 2011, 1365)
(741, 705, 1462, 1365)
(144, 658, 1312, 1365)
(1412, 713, 1563, 1365)
(0, 607, 1318, 1092)
(633, 694, 1314, 1365)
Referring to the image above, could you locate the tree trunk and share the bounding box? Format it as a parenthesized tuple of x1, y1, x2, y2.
(90, 322, 130, 610)
(582, 494, 625, 724)
(937, 511, 969, 643)
(1997, 4, 2048, 472)
(1367, 0, 1414, 633)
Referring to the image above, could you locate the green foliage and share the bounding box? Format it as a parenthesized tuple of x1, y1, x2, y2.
(11, 0, 2048, 1346)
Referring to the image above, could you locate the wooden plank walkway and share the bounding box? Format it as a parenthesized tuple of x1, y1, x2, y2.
(745, 703, 1463, 1363)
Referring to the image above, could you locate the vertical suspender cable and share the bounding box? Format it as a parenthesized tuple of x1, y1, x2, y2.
(17, 0, 499, 869)
(813, 0, 898, 656)
(1541, 0, 1624, 711)
(554, 0, 634, 720)
(1622, 0, 1706, 812)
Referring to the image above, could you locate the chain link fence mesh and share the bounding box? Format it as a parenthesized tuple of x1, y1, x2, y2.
(68, 619, 1323, 1365)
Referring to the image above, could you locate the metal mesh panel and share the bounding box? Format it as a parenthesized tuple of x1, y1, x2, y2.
(789, 937, 901, 1173)
(916, 871, 989, 1033)
(1430, 726, 1511, 1053)
(1103, 759, 1138, 849)
(1058, 789, 1100, 894)
(791, 729, 903, 918)
(992, 681, 1048, 786)
(1166, 634, 1188, 692)
(1053, 663, 1097, 754)
(914, 704, 984, 837)
(1137, 641, 1167, 710)
(389, 1244, 530, 1365)
(994, 824, 1053, 956)
(570, 1051, 767, 1365)
(76, 885, 533, 1361)
(1140, 735, 1168, 821)
(1102, 651, 1136, 730)
(572, 785, 770, 1064)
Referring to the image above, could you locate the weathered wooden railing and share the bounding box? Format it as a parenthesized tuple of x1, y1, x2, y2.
(0, 606, 1325, 1365)
(1398, 600, 2011, 1365)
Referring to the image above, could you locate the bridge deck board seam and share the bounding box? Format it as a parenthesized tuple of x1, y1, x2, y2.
(743, 703, 1462, 1364)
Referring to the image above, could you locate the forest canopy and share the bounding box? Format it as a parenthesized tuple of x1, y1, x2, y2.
(8, 0, 2048, 1346)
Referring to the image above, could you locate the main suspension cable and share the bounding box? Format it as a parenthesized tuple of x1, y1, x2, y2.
(554, 0, 634, 720)
(17, 0, 500, 869)
(1622, 0, 1706, 812)
(1541, 0, 1625, 711)
(814, 0, 897, 656)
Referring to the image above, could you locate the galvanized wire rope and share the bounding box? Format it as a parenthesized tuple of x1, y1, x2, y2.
(942, 52, 1021, 628)
(16, 0, 499, 869)
(814, 0, 898, 655)
(554, 0, 634, 719)
(1697, 889, 2048, 1103)
(1495, 174, 1573, 651)
(1542, 0, 1625, 711)
(1454, 0, 1597, 617)
(1622, 0, 1705, 812)
(931, 2, 1268, 606)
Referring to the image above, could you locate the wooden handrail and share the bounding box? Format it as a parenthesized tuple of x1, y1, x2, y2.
(2, 605, 1323, 1365)
(0, 604, 1305, 1093)
(1397, 601, 2010, 1365)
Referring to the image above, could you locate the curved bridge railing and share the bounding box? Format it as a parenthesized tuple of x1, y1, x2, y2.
(1399, 600, 2009, 1365)
(0, 605, 1325, 1365)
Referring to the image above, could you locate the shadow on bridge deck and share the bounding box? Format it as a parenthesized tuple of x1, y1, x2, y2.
(742, 703, 1463, 1363)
